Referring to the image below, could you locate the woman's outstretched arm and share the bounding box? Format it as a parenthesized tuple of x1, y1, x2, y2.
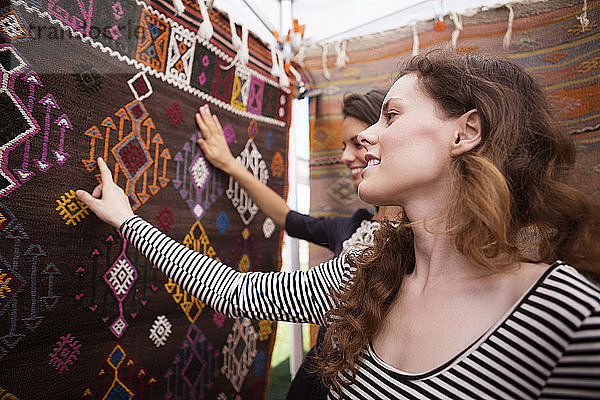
(195, 105, 290, 228)
(121, 215, 349, 323)
(76, 157, 351, 324)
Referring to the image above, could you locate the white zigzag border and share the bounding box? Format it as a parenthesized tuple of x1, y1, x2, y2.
(13, 0, 288, 127)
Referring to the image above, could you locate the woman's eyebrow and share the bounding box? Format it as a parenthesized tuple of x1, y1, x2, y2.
(382, 99, 391, 115)
(382, 98, 404, 114)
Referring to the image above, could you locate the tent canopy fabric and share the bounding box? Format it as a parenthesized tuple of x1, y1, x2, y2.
(216, 0, 524, 45)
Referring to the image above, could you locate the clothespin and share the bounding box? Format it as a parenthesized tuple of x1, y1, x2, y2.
(290, 19, 305, 54)
(272, 30, 281, 43)
(434, 0, 445, 31)
(293, 19, 305, 37)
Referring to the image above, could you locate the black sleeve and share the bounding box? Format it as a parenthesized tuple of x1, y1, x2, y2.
(284, 210, 341, 252)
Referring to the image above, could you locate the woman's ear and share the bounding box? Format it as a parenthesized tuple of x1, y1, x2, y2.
(451, 109, 481, 156)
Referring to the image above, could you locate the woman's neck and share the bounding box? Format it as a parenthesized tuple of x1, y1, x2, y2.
(403, 202, 491, 290)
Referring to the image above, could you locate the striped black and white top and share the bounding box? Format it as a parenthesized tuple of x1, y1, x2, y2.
(121, 216, 600, 399)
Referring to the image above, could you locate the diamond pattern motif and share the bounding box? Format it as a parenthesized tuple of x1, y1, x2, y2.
(182, 352, 206, 389)
(113, 135, 152, 180)
(104, 257, 137, 302)
(221, 318, 258, 392)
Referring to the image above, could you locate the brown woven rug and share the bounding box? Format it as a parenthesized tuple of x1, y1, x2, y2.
(0, 0, 290, 398)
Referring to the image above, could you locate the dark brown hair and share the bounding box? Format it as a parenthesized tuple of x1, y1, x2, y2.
(342, 89, 387, 125)
(317, 50, 600, 389)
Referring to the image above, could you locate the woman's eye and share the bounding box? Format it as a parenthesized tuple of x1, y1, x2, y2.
(384, 112, 397, 124)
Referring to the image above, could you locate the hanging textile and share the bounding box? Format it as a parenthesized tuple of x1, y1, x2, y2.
(0, 0, 291, 399)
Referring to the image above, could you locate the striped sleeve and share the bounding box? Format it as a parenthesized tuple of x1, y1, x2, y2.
(120, 216, 354, 324)
(539, 310, 600, 399)
(539, 268, 600, 400)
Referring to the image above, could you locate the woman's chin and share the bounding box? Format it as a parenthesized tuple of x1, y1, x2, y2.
(357, 184, 376, 205)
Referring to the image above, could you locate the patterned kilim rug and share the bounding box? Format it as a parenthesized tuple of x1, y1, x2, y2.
(0, 1, 290, 399)
(302, 0, 600, 265)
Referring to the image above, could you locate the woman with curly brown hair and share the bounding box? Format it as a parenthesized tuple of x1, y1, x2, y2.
(77, 51, 600, 399)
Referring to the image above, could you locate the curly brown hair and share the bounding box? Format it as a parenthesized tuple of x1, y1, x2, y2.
(316, 51, 600, 390)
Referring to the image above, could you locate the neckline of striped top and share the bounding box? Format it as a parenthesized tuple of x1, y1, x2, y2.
(366, 260, 567, 380)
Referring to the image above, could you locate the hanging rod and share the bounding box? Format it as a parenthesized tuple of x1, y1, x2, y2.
(241, 0, 279, 39)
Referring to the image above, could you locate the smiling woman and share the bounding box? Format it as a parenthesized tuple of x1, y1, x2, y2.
(340, 90, 386, 190)
(76, 51, 600, 400)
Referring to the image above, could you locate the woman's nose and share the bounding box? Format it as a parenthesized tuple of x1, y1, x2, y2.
(340, 147, 353, 163)
(357, 124, 377, 148)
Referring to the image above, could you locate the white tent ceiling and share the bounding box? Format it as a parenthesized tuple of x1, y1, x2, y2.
(213, 0, 521, 46)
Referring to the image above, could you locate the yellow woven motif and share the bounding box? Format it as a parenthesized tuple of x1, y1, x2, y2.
(258, 320, 273, 341)
(56, 189, 89, 226)
(164, 220, 219, 323)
